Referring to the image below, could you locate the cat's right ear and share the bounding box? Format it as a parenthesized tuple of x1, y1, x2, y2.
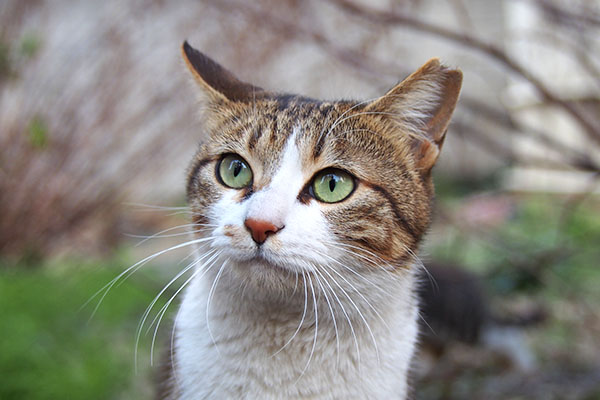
(181, 41, 264, 103)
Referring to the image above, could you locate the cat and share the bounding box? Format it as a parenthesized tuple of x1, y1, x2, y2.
(418, 261, 544, 372)
(157, 41, 462, 399)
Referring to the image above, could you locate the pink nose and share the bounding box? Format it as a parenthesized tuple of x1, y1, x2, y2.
(244, 218, 282, 244)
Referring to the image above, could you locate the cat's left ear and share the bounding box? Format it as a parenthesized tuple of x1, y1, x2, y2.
(367, 59, 462, 173)
(181, 41, 264, 103)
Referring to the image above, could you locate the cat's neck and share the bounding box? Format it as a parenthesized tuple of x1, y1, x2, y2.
(173, 260, 419, 399)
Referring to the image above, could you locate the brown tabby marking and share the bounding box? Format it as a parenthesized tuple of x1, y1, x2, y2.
(157, 42, 461, 399)
(183, 41, 461, 269)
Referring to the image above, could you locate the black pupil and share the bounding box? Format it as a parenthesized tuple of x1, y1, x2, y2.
(328, 175, 337, 192)
(233, 161, 242, 177)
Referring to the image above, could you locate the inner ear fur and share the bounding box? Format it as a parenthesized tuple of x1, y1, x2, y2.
(182, 41, 265, 103)
(367, 58, 463, 172)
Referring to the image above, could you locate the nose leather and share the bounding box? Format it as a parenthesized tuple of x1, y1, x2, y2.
(244, 218, 282, 244)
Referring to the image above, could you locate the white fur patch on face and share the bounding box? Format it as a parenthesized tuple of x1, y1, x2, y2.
(209, 126, 333, 271)
(244, 127, 305, 226)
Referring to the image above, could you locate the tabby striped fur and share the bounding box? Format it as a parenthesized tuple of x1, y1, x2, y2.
(158, 41, 462, 399)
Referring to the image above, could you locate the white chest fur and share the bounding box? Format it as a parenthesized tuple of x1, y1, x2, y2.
(172, 262, 419, 400)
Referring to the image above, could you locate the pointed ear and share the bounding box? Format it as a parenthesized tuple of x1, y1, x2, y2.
(181, 41, 264, 103)
(367, 58, 462, 172)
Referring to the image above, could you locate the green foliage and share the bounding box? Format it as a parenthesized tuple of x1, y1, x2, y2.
(20, 33, 41, 59)
(0, 41, 10, 79)
(0, 257, 168, 400)
(424, 180, 600, 398)
(27, 116, 48, 149)
(0, 32, 41, 81)
(432, 190, 600, 299)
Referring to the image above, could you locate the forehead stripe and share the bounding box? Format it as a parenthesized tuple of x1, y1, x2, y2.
(312, 104, 336, 160)
(246, 126, 262, 150)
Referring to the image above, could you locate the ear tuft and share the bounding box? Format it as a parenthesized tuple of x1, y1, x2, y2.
(367, 58, 462, 172)
(181, 41, 264, 103)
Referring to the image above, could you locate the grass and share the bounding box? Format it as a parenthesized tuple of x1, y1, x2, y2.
(0, 255, 169, 400)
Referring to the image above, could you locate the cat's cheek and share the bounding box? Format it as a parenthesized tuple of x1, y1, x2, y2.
(272, 202, 335, 266)
(208, 190, 253, 250)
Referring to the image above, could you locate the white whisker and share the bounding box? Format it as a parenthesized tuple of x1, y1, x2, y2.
(325, 242, 398, 283)
(319, 263, 380, 365)
(170, 298, 184, 391)
(296, 273, 319, 381)
(82, 236, 215, 321)
(205, 259, 229, 354)
(126, 223, 215, 247)
(134, 247, 212, 367)
(319, 96, 384, 145)
(312, 247, 392, 306)
(312, 267, 360, 369)
(136, 253, 201, 359)
(139, 247, 216, 339)
(331, 111, 402, 131)
(147, 250, 224, 366)
(292, 270, 299, 296)
(272, 272, 308, 357)
(327, 240, 397, 271)
(124, 202, 191, 211)
(312, 269, 340, 368)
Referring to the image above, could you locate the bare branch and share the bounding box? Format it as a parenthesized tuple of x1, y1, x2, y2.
(331, 0, 600, 145)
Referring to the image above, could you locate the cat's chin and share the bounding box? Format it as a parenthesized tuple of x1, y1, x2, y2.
(223, 254, 306, 299)
(221, 245, 305, 274)
(240, 254, 296, 274)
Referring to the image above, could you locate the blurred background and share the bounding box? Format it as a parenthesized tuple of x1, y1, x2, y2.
(1, 0, 599, 398)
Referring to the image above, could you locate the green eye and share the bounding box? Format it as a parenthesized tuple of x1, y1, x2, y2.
(218, 154, 253, 189)
(312, 169, 355, 203)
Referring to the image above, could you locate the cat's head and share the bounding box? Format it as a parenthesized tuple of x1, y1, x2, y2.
(182, 41, 461, 296)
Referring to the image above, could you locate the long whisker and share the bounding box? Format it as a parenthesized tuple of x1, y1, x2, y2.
(331, 111, 403, 131)
(124, 202, 191, 211)
(319, 263, 380, 364)
(205, 259, 229, 354)
(400, 244, 439, 335)
(312, 267, 360, 369)
(272, 272, 308, 357)
(319, 95, 384, 144)
(292, 270, 299, 296)
(139, 247, 217, 338)
(82, 237, 215, 320)
(135, 247, 216, 368)
(324, 242, 399, 284)
(297, 273, 319, 381)
(402, 244, 434, 285)
(327, 240, 397, 271)
(126, 224, 215, 247)
(321, 254, 390, 332)
(170, 298, 184, 391)
(312, 268, 340, 368)
(148, 250, 224, 366)
(312, 247, 391, 304)
(126, 229, 205, 242)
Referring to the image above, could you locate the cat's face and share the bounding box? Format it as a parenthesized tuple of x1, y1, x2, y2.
(183, 42, 461, 295)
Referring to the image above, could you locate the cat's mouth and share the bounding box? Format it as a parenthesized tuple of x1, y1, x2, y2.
(248, 250, 285, 271)
(243, 248, 300, 274)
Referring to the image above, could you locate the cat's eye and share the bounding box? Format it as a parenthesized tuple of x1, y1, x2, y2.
(312, 169, 355, 203)
(218, 154, 253, 189)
